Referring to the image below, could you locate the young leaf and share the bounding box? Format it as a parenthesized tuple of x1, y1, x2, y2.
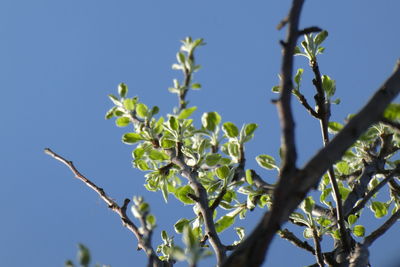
(222, 122, 239, 138)
(303, 228, 314, 239)
(314, 30, 328, 46)
(118, 83, 128, 98)
(244, 123, 258, 136)
(174, 218, 191, 233)
(105, 107, 117, 119)
(352, 225, 365, 237)
(216, 166, 230, 180)
(328, 121, 343, 133)
(78, 244, 90, 267)
(215, 215, 235, 233)
(256, 155, 278, 170)
(149, 150, 169, 161)
(169, 116, 179, 131)
(383, 103, 400, 121)
(371, 201, 388, 218)
(201, 112, 221, 132)
(123, 98, 135, 111)
(348, 214, 358, 226)
(174, 185, 195, 204)
(115, 117, 130, 127)
(123, 133, 144, 144)
(302, 196, 315, 214)
(136, 103, 148, 118)
(205, 153, 222, 166)
(191, 83, 201, 90)
(178, 106, 197, 120)
(294, 68, 304, 88)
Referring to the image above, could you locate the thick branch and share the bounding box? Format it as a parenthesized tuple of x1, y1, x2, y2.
(44, 148, 168, 267)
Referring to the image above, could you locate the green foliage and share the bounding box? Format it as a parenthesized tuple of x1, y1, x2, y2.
(65, 244, 110, 267)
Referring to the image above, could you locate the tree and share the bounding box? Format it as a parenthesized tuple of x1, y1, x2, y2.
(45, 1, 400, 266)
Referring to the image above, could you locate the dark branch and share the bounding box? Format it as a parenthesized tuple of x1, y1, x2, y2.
(278, 228, 315, 254)
(364, 208, 400, 246)
(311, 228, 324, 267)
(44, 148, 168, 267)
(298, 26, 322, 35)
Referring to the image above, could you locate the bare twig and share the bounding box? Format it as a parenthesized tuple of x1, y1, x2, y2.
(210, 187, 227, 211)
(350, 167, 399, 215)
(44, 148, 168, 267)
(311, 228, 325, 267)
(278, 228, 315, 254)
(298, 26, 322, 35)
(364, 208, 400, 246)
(294, 91, 320, 118)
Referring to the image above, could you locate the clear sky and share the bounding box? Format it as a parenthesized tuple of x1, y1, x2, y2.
(1, 0, 400, 266)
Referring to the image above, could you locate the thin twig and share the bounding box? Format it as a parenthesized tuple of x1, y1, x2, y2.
(311, 228, 325, 267)
(44, 148, 167, 267)
(364, 208, 400, 246)
(298, 26, 322, 35)
(278, 228, 315, 254)
(350, 167, 399, 215)
(294, 91, 320, 118)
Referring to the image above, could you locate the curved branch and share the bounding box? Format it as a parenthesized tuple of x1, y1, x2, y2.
(44, 148, 169, 267)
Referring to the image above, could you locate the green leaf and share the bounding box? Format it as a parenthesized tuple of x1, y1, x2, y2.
(146, 214, 156, 228)
(216, 166, 230, 180)
(336, 161, 349, 175)
(133, 147, 145, 159)
(201, 112, 221, 132)
(244, 123, 258, 136)
(205, 153, 222, 166)
(135, 159, 149, 171)
(303, 196, 315, 214)
(314, 30, 328, 46)
(78, 244, 90, 266)
(123, 98, 135, 111)
(177, 52, 186, 64)
(235, 227, 245, 241)
(118, 83, 128, 98)
(169, 116, 179, 131)
(64, 260, 74, 267)
(348, 214, 358, 226)
(294, 68, 304, 87)
(222, 122, 239, 138)
(256, 154, 278, 170)
(149, 149, 169, 161)
(115, 116, 130, 127)
(160, 137, 176, 149)
(174, 218, 191, 233)
(178, 106, 197, 120)
(136, 103, 148, 118)
(108, 94, 120, 106)
(328, 121, 343, 133)
(122, 133, 144, 144)
(174, 185, 195, 204)
(338, 184, 351, 201)
(161, 181, 169, 202)
(371, 201, 388, 218)
(191, 83, 201, 90)
(352, 225, 365, 237)
(322, 75, 336, 98)
(245, 169, 253, 185)
(215, 215, 235, 233)
(271, 85, 280, 93)
(161, 230, 168, 242)
(383, 103, 400, 121)
(105, 107, 117, 119)
(151, 106, 160, 116)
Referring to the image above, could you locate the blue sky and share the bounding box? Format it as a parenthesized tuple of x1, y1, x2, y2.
(1, 0, 400, 266)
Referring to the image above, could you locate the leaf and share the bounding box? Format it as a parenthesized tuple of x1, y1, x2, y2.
(314, 30, 328, 46)
(222, 122, 239, 138)
(256, 154, 278, 170)
(122, 133, 144, 144)
(294, 68, 304, 87)
(244, 123, 258, 136)
(205, 153, 222, 166)
(352, 225, 365, 237)
(161, 230, 168, 242)
(215, 215, 235, 233)
(136, 103, 148, 118)
(151, 106, 160, 116)
(135, 159, 149, 171)
(149, 150, 169, 161)
(146, 214, 156, 229)
(174, 185, 195, 204)
(338, 184, 351, 201)
(169, 116, 179, 131)
(178, 106, 197, 120)
(302, 196, 315, 214)
(118, 83, 128, 98)
(348, 214, 358, 226)
(271, 85, 280, 93)
(371, 201, 388, 218)
(191, 83, 201, 90)
(123, 98, 135, 111)
(328, 121, 343, 133)
(383, 103, 400, 121)
(161, 181, 168, 202)
(105, 107, 117, 119)
(108, 94, 120, 106)
(115, 116, 130, 127)
(289, 212, 309, 226)
(235, 227, 245, 241)
(78, 244, 90, 266)
(336, 161, 349, 175)
(133, 147, 145, 159)
(322, 75, 336, 98)
(245, 169, 253, 185)
(174, 218, 191, 233)
(201, 112, 221, 132)
(216, 166, 230, 180)
(160, 137, 175, 149)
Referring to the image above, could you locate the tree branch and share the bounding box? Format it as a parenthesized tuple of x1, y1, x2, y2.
(44, 148, 169, 267)
(311, 228, 324, 267)
(364, 208, 400, 246)
(278, 228, 315, 254)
